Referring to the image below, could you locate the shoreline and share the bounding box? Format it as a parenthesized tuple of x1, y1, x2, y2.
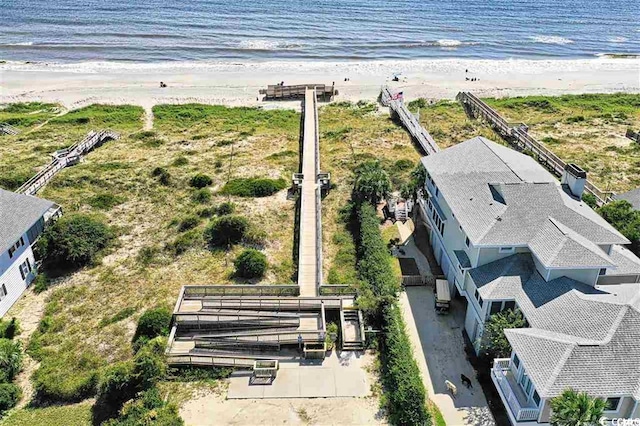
(1, 57, 638, 110)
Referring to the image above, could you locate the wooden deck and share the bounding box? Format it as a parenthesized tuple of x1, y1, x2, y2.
(260, 84, 336, 101)
(16, 129, 119, 195)
(297, 89, 321, 297)
(456, 91, 613, 205)
(380, 86, 440, 155)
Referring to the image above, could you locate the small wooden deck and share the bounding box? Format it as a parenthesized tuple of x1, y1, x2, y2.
(16, 129, 119, 195)
(260, 84, 337, 101)
(380, 86, 440, 155)
(456, 91, 613, 205)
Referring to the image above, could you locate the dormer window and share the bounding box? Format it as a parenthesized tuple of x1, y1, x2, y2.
(8, 238, 25, 259)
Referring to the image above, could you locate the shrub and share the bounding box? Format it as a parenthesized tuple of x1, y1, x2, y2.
(132, 338, 167, 389)
(136, 245, 160, 266)
(104, 387, 183, 426)
(177, 215, 200, 232)
(220, 177, 287, 197)
(215, 201, 236, 216)
(32, 359, 99, 403)
(32, 273, 49, 294)
(0, 383, 21, 414)
(204, 215, 249, 247)
(382, 304, 430, 426)
(481, 309, 527, 359)
(172, 156, 189, 166)
(189, 173, 213, 189)
(167, 230, 201, 255)
(197, 207, 216, 218)
(97, 361, 136, 408)
(0, 339, 22, 382)
(132, 307, 171, 349)
(0, 318, 20, 340)
(234, 249, 268, 278)
(191, 188, 212, 204)
(88, 193, 126, 210)
(37, 215, 114, 270)
(394, 159, 414, 171)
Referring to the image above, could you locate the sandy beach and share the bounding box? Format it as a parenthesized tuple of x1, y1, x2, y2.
(1, 58, 638, 112)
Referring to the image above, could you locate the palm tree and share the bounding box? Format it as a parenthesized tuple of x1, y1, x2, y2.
(550, 388, 606, 426)
(353, 161, 391, 205)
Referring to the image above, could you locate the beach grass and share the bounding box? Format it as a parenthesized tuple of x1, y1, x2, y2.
(2, 401, 92, 426)
(3, 103, 301, 411)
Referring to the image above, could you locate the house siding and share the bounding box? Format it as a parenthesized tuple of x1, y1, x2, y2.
(0, 246, 37, 317)
(547, 268, 600, 287)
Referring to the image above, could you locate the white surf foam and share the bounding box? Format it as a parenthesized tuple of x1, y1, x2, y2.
(608, 36, 628, 43)
(530, 36, 574, 45)
(436, 39, 462, 47)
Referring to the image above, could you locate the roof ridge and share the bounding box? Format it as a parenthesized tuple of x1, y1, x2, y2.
(479, 137, 525, 183)
(543, 342, 576, 397)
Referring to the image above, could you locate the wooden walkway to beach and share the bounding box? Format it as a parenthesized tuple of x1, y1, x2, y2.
(16, 129, 119, 195)
(297, 89, 322, 297)
(456, 91, 612, 205)
(381, 86, 440, 155)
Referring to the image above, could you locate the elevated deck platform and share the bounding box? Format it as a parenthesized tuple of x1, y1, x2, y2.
(260, 84, 336, 101)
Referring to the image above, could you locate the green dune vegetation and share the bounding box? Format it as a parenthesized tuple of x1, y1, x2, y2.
(0, 93, 637, 424)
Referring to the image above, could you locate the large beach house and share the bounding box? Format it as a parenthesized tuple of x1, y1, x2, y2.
(417, 137, 640, 425)
(0, 189, 61, 317)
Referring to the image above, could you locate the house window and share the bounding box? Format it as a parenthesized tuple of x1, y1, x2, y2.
(599, 268, 607, 276)
(474, 289, 483, 308)
(0, 284, 7, 301)
(532, 390, 541, 406)
(504, 300, 516, 312)
(8, 238, 24, 259)
(490, 301, 502, 316)
(499, 246, 515, 253)
(465, 236, 470, 248)
(605, 397, 621, 412)
(513, 354, 520, 369)
(19, 259, 32, 281)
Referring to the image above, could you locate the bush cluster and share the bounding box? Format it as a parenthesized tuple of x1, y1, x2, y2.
(220, 177, 287, 197)
(0, 318, 20, 340)
(598, 200, 640, 256)
(0, 383, 21, 415)
(0, 329, 22, 416)
(178, 215, 200, 232)
(382, 304, 430, 426)
(37, 214, 114, 271)
(352, 202, 430, 425)
(88, 193, 126, 210)
(189, 173, 213, 189)
(204, 215, 249, 247)
(132, 307, 172, 350)
(191, 188, 212, 204)
(234, 249, 268, 278)
(103, 387, 183, 426)
(151, 167, 171, 186)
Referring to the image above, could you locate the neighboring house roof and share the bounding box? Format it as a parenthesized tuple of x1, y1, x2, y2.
(454, 250, 471, 269)
(0, 188, 56, 254)
(614, 187, 640, 210)
(609, 244, 640, 275)
(470, 252, 640, 398)
(420, 137, 628, 249)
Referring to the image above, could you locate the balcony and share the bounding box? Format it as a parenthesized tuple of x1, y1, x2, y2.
(491, 359, 540, 423)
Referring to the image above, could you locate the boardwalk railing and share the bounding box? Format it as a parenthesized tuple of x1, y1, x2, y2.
(16, 129, 120, 195)
(182, 285, 300, 298)
(0, 123, 19, 136)
(380, 86, 439, 155)
(626, 128, 640, 144)
(313, 91, 324, 289)
(456, 92, 612, 205)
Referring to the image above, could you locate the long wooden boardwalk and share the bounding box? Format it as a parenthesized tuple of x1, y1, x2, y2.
(297, 89, 321, 297)
(381, 86, 439, 155)
(16, 129, 119, 196)
(456, 91, 612, 205)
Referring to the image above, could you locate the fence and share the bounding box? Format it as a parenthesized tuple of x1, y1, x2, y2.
(182, 285, 300, 298)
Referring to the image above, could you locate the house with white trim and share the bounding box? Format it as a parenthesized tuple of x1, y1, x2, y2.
(416, 137, 640, 425)
(0, 188, 61, 317)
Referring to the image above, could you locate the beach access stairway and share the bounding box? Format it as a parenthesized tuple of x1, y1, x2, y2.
(380, 86, 440, 155)
(297, 88, 323, 297)
(0, 123, 19, 136)
(16, 129, 119, 196)
(456, 91, 613, 205)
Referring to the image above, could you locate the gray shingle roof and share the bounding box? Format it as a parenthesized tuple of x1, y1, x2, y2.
(420, 137, 628, 250)
(614, 187, 640, 210)
(528, 217, 614, 269)
(472, 252, 640, 398)
(454, 250, 471, 269)
(0, 189, 56, 253)
(608, 245, 640, 275)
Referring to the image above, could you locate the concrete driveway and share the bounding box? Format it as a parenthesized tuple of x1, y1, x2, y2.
(400, 286, 495, 426)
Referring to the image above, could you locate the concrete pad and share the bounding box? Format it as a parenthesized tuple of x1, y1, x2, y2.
(299, 368, 335, 397)
(334, 368, 368, 397)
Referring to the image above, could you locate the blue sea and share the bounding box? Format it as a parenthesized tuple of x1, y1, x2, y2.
(0, 0, 638, 63)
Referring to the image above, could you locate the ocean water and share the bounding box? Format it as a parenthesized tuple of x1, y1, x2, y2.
(0, 0, 638, 63)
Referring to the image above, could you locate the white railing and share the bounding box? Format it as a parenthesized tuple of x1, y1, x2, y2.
(492, 359, 540, 422)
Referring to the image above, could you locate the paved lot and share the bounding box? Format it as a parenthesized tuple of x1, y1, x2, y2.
(400, 286, 495, 426)
(227, 351, 369, 399)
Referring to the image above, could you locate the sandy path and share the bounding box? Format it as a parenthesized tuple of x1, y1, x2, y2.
(1, 58, 638, 110)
